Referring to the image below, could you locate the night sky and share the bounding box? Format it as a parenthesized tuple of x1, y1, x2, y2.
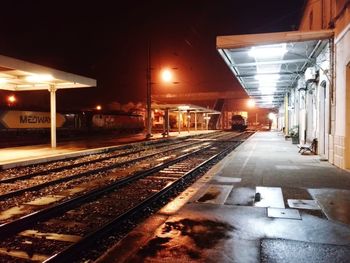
(0, 0, 305, 111)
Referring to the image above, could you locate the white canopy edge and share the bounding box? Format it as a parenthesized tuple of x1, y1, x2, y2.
(152, 103, 221, 114)
(217, 30, 334, 49)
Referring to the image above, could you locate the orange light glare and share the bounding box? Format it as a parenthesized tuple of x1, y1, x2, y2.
(8, 95, 16, 103)
(96, 105, 102, 110)
(247, 99, 255, 108)
(268, 112, 275, 120)
(161, 69, 172, 82)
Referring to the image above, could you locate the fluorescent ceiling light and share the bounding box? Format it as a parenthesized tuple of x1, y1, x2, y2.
(259, 89, 275, 94)
(248, 44, 287, 59)
(26, 74, 54, 83)
(255, 74, 280, 81)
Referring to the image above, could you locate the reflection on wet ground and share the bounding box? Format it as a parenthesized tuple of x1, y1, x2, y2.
(136, 218, 235, 261)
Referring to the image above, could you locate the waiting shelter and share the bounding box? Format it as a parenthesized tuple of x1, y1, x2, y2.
(0, 54, 96, 148)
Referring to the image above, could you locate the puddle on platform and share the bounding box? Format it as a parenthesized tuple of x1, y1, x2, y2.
(135, 218, 235, 261)
(196, 185, 233, 204)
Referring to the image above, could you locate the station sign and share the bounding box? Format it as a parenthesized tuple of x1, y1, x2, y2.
(0, 111, 65, 129)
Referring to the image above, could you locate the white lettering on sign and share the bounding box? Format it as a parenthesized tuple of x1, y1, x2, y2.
(0, 111, 65, 128)
(20, 115, 51, 124)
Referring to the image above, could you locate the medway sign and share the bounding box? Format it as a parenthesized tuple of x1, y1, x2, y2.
(0, 111, 65, 129)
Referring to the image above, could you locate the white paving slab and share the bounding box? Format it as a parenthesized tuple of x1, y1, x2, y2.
(268, 208, 301, 220)
(254, 186, 285, 208)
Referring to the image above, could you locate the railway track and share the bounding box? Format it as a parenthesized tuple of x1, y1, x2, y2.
(0, 131, 231, 194)
(0, 131, 225, 182)
(0, 131, 253, 262)
(0, 132, 236, 223)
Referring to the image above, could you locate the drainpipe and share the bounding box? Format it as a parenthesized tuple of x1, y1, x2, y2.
(329, 38, 335, 121)
(284, 94, 289, 135)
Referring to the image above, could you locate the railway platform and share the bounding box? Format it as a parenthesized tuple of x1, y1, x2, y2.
(97, 131, 350, 263)
(0, 130, 214, 170)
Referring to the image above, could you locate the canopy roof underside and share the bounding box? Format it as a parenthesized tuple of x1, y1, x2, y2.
(217, 30, 333, 108)
(0, 55, 96, 91)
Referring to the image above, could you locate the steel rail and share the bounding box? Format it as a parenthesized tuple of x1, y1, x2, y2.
(0, 131, 225, 184)
(0, 144, 215, 238)
(45, 139, 244, 262)
(0, 140, 211, 200)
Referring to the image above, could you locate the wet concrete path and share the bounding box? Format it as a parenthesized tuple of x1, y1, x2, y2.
(97, 131, 350, 263)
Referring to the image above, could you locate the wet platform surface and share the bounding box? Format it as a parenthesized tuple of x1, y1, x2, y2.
(97, 131, 350, 263)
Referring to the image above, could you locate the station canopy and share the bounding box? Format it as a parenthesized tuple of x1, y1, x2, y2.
(152, 103, 221, 115)
(0, 54, 96, 91)
(0, 54, 96, 148)
(217, 30, 334, 108)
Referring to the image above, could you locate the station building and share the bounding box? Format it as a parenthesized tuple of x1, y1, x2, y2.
(217, 0, 350, 170)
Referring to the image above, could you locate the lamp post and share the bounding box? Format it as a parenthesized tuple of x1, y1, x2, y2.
(146, 42, 152, 139)
(145, 41, 174, 139)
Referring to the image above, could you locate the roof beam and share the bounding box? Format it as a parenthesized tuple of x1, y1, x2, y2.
(217, 30, 334, 49)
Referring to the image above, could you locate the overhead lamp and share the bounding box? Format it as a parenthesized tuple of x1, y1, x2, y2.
(268, 112, 275, 120)
(255, 74, 280, 81)
(248, 44, 287, 59)
(265, 96, 274, 103)
(178, 105, 190, 111)
(259, 86, 276, 94)
(247, 99, 255, 108)
(26, 74, 54, 83)
(7, 95, 16, 103)
(0, 78, 8, 84)
(161, 68, 173, 83)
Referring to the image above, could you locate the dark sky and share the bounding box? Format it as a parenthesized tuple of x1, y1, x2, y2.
(0, 0, 305, 111)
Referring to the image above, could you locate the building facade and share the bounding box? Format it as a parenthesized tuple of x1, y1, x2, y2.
(295, 0, 350, 168)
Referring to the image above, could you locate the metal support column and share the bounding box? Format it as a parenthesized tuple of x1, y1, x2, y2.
(163, 108, 170, 136)
(49, 85, 57, 148)
(187, 110, 190, 133)
(194, 111, 197, 131)
(178, 110, 181, 134)
(146, 41, 152, 139)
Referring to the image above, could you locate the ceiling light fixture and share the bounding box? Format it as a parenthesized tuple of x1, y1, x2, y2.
(0, 78, 8, 84)
(248, 44, 287, 59)
(26, 74, 54, 83)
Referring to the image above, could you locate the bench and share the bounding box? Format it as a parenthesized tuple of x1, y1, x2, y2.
(298, 138, 317, 154)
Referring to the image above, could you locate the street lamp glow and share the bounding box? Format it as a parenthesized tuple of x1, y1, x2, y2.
(7, 95, 16, 103)
(247, 99, 255, 108)
(96, 105, 102, 110)
(268, 112, 275, 120)
(161, 69, 173, 82)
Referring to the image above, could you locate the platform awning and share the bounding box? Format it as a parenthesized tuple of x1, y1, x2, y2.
(217, 30, 334, 108)
(152, 103, 220, 114)
(0, 54, 96, 148)
(0, 55, 96, 90)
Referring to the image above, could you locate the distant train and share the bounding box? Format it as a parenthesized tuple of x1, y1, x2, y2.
(0, 110, 145, 135)
(231, 114, 247, 131)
